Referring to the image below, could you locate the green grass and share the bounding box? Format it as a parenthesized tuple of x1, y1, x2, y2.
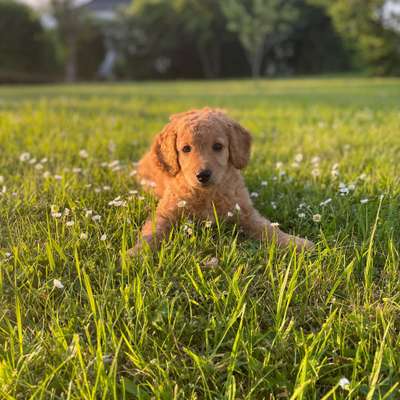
(0, 77, 400, 399)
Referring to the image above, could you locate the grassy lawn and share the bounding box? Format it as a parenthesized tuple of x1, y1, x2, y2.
(1, 77, 400, 399)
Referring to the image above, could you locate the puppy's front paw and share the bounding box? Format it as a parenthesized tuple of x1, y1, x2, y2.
(279, 234, 315, 253)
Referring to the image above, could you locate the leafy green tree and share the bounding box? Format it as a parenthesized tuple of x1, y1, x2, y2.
(220, 0, 300, 77)
(0, 0, 60, 82)
(313, 0, 400, 75)
(50, 0, 87, 81)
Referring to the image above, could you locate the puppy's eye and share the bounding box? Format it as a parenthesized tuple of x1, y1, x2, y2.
(182, 145, 192, 153)
(212, 143, 223, 151)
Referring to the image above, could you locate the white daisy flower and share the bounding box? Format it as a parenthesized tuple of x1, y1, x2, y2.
(19, 152, 31, 162)
(311, 168, 320, 177)
(53, 279, 64, 289)
(205, 220, 212, 228)
(79, 149, 89, 159)
(261, 180, 268, 186)
(92, 215, 101, 222)
(100, 234, 107, 241)
(270, 222, 280, 228)
(35, 163, 44, 170)
(28, 158, 37, 165)
(177, 200, 187, 208)
(66, 221, 75, 227)
(204, 257, 219, 268)
(227, 211, 234, 217)
(338, 377, 350, 390)
(63, 208, 70, 216)
(51, 212, 62, 218)
(43, 171, 51, 179)
(311, 156, 320, 165)
(294, 153, 303, 163)
(313, 214, 322, 222)
(275, 161, 283, 169)
(80, 232, 88, 240)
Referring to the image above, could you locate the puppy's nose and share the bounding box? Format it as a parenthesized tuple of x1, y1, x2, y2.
(196, 169, 212, 183)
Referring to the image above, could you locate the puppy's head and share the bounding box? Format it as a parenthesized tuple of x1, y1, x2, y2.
(153, 108, 251, 189)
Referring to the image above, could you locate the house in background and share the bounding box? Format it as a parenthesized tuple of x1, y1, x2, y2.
(82, 0, 131, 79)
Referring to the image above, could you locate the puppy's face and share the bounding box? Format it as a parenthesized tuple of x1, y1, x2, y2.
(177, 125, 230, 189)
(154, 109, 251, 189)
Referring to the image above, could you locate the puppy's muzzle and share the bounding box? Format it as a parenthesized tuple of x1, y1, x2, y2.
(196, 169, 212, 184)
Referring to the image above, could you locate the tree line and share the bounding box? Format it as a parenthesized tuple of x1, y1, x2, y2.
(0, 0, 399, 82)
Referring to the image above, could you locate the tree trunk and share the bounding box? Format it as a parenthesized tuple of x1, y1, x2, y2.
(198, 42, 221, 79)
(65, 33, 77, 82)
(249, 43, 265, 78)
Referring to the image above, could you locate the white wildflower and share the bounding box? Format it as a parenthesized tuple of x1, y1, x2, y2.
(130, 170, 137, 177)
(63, 208, 70, 216)
(205, 220, 212, 228)
(29, 158, 37, 165)
(51, 212, 62, 218)
(43, 171, 51, 179)
(92, 215, 101, 222)
(138, 195, 145, 201)
(94, 188, 101, 193)
(1, 186, 6, 194)
(177, 200, 187, 208)
(234, 203, 241, 212)
(360, 198, 369, 204)
(72, 167, 82, 174)
(85, 184, 92, 188)
(85, 209, 93, 217)
(294, 153, 303, 163)
(40, 157, 48, 163)
(103, 186, 111, 191)
(271, 201, 277, 210)
(227, 211, 234, 217)
(66, 221, 75, 227)
(338, 377, 350, 390)
(275, 161, 283, 169)
(53, 279, 64, 289)
(311, 168, 320, 177)
(313, 214, 322, 222)
(204, 257, 219, 268)
(19, 152, 31, 162)
(298, 213, 306, 219)
(359, 173, 368, 181)
(270, 222, 280, 228)
(80, 232, 88, 240)
(35, 163, 44, 170)
(129, 190, 138, 195)
(250, 192, 259, 198)
(0, 176, 4, 184)
(54, 175, 62, 181)
(100, 234, 107, 241)
(311, 156, 320, 165)
(79, 149, 89, 159)
(261, 180, 268, 186)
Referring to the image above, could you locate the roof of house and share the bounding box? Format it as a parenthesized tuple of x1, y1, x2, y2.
(83, 0, 131, 13)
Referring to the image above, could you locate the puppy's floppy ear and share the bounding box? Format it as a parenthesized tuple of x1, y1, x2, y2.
(228, 120, 252, 169)
(152, 122, 180, 176)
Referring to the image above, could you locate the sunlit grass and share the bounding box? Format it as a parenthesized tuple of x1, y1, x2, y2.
(0, 77, 400, 399)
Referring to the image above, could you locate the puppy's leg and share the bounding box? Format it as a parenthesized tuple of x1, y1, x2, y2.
(239, 208, 314, 252)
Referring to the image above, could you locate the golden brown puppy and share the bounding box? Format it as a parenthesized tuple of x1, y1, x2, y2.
(129, 108, 314, 255)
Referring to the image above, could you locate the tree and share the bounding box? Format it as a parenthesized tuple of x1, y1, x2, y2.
(313, 0, 400, 75)
(0, 0, 60, 82)
(50, 0, 86, 82)
(220, 0, 300, 77)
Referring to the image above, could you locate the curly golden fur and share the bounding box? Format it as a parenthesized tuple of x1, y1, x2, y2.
(129, 108, 314, 255)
